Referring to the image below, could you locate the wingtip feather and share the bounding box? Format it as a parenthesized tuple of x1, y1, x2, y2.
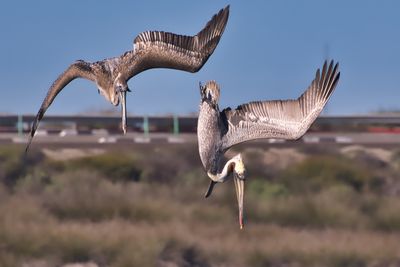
(25, 108, 44, 153)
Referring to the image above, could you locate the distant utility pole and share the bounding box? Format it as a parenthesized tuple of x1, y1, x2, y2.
(143, 116, 149, 137)
(17, 114, 23, 136)
(173, 115, 179, 135)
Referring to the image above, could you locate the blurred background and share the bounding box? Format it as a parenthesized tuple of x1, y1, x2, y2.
(1, 1, 400, 266)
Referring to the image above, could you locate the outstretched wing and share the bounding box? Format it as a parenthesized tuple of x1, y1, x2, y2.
(221, 60, 340, 151)
(26, 61, 95, 152)
(125, 5, 229, 78)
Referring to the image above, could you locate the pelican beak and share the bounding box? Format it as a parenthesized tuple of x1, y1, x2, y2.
(233, 172, 245, 229)
(119, 90, 127, 134)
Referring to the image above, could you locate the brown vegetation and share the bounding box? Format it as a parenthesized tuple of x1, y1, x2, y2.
(0, 143, 400, 267)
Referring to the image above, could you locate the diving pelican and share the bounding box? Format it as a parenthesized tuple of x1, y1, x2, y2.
(197, 60, 340, 229)
(26, 5, 230, 151)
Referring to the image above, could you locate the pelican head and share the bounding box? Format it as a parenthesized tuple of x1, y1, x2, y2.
(110, 85, 122, 106)
(96, 77, 131, 134)
(96, 85, 117, 106)
(200, 80, 220, 106)
(206, 153, 246, 229)
(232, 154, 246, 178)
(112, 78, 131, 134)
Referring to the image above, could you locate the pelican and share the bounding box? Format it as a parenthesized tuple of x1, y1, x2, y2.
(197, 60, 340, 229)
(26, 6, 230, 151)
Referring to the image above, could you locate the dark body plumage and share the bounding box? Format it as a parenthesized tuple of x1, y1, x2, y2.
(26, 6, 230, 151)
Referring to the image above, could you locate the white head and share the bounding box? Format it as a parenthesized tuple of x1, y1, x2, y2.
(97, 84, 120, 106)
(206, 153, 246, 229)
(97, 75, 130, 134)
(231, 154, 246, 179)
(96, 74, 130, 106)
(200, 80, 221, 106)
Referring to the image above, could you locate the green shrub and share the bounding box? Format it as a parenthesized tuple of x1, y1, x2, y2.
(279, 156, 374, 193)
(248, 179, 289, 199)
(247, 186, 364, 228)
(66, 153, 141, 182)
(368, 196, 400, 231)
(0, 146, 44, 187)
(42, 170, 171, 222)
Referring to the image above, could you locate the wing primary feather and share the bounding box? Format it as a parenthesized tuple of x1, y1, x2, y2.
(221, 61, 341, 151)
(130, 6, 229, 77)
(26, 61, 95, 152)
(324, 62, 339, 99)
(323, 62, 339, 100)
(322, 60, 334, 93)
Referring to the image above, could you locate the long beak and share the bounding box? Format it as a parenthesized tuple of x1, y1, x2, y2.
(233, 173, 245, 229)
(119, 90, 127, 134)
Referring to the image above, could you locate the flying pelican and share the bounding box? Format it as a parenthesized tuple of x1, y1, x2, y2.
(26, 6, 230, 151)
(197, 60, 340, 229)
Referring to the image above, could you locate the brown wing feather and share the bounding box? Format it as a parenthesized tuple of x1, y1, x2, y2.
(125, 5, 229, 78)
(26, 61, 95, 152)
(221, 60, 340, 151)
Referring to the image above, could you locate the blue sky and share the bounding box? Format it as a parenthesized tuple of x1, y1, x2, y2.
(0, 0, 399, 116)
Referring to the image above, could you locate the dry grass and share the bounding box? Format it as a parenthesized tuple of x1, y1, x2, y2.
(0, 144, 400, 266)
(1, 209, 400, 266)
